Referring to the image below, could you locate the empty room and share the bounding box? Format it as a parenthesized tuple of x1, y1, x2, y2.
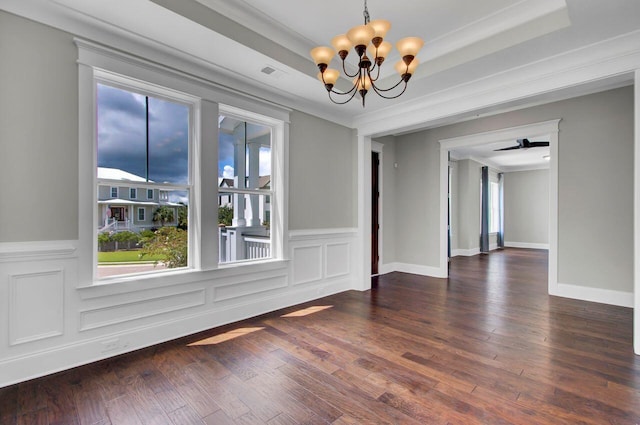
(2, 0, 640, 423)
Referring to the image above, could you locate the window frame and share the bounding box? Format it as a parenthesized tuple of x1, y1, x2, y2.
(137, 207, 145, 221)
(76, 38, 289, 289)
(110, 187, 118, 198)
(218, 107, 275, 264)
(147, 188, 154, 200)
(130, 188, 137, 199)
(489, 180, 500, 234)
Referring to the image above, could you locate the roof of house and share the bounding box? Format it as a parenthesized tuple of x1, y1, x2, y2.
(218, 176, 270, 189)
(98, 167, 150, 182)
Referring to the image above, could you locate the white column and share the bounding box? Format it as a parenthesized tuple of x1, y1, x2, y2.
(247, 140, 261, 226)
(232, 123, 246, 227)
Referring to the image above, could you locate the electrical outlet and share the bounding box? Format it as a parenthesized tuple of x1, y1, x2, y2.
(101, 338, 128, 353)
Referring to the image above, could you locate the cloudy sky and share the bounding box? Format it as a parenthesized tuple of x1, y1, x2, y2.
(97, 84, 271, 187)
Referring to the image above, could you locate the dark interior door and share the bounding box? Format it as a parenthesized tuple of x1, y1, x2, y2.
(372, 152, 380, 275)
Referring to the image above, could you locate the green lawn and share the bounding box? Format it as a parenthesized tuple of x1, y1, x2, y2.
(98, 250, 165, 263)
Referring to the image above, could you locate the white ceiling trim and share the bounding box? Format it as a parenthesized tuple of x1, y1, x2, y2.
(193, 0, 315, 57)
(354, 29, 640, 136)
(424, 0, 567, 61)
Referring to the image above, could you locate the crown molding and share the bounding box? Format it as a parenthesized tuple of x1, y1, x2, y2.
(354, 29, 640, 136)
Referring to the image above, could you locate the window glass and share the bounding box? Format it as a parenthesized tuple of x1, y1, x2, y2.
(96, 83, 190, 279)
(218, 114, 272, 264)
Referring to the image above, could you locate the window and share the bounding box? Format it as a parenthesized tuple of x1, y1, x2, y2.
(489, 181, 500, 233)
(218, 111, 273, 263)
(96, 81, 192, 279)
(78, 40, 288, 286)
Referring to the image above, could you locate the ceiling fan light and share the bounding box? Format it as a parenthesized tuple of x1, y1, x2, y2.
(396, 36, 424, 58)
(310, 46, 335, 66)
(331, 34, 352, 57)
(346, 24, 375, 48)
(368, 19, 391, 39)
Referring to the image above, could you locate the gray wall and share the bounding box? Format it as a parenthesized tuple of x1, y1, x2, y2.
(289, 111, 356, 230)
(393, 86, 634, 292)
(0, 12, 78, 242)
(504, 169, 549, 245)
(455, 159, 483, 251)
(0, 11, 357, 242)
(394, 131, 441, 266)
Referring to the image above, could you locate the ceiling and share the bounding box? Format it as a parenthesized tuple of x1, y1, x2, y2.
(449, 139, 550, 172)
(2, 0, 639, 170)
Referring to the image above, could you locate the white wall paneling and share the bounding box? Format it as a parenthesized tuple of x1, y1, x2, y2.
(9, 269, 64, 345)
(79, 289, 206, 331)
(325, 242, 350, 279)
(292, 245, 323, 285)
(0, 229, 357, 388)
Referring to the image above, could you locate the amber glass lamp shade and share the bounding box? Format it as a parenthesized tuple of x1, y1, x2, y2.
(310, 46, 335, 66)
(396, 37, 424, 58)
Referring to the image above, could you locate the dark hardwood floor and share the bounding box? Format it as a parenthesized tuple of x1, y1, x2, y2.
(2, 248, 639, 424)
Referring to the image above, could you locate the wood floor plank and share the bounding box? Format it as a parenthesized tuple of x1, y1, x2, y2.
(2, 248, 640, 424)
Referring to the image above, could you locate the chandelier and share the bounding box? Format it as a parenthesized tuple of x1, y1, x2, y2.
(310, 0, 424, 107)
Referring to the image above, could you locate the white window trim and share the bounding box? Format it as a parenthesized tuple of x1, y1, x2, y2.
(76, 38, 289, 290)
(110, 186, 118, 198)
(147, 189, 154, 200)
(130, 188, 137, 199)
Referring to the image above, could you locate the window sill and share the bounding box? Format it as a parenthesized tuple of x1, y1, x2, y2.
(78, 259, 289, 300)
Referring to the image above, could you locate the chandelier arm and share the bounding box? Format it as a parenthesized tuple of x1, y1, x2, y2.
(370, 80, 409, 99)
(327, 80, 359, 96)
(341, 60, 361, 78)
(328, 86, 360, 104)
(370, 75, 407, 93)
(367, 64, 382, 83)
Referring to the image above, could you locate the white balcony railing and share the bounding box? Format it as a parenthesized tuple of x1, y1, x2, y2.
(219, 227, 270, 263)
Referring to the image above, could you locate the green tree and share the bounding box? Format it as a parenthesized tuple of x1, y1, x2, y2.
(177, 203, 188, 230)
(152, 206, 175, 226)
(218, 205, 233, 226)
(140, 227, 187, 268)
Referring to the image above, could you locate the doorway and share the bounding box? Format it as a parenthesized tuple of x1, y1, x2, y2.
(371, 151, 380, 275)
(438, 120, 560, 291)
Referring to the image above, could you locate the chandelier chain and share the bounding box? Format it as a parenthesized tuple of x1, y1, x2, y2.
(363, 0, 370, 24)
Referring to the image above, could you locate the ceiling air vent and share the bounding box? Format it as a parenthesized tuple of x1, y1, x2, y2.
(260, 65, 286, 80)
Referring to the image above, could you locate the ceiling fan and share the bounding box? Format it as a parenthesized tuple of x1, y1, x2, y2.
(494, 138, 549, 151)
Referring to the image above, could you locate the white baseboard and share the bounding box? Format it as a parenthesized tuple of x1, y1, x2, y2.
(378, 263, 396, 275)
(550, 282, 633, 308)
(451, 247, 480, 257)
(505, 241, 549, 250)
(0, 278, 350, 388)
(378, 262, 447, 278)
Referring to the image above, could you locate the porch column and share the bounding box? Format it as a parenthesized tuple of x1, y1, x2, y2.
(232, 123, 246, 227)
(247, 140, 261, 226)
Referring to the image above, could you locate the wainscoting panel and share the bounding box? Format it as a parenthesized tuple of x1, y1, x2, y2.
(292, 245, 323, 285)
(326, 242, 350, 279)
(214, 274, 288, 302)
(79, 289, 206, 331)
(9, 269, 64, 345)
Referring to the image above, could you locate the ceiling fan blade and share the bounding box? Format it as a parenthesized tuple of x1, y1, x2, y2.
(494, 145, 522, 151)
(528, 141, 550, 147)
